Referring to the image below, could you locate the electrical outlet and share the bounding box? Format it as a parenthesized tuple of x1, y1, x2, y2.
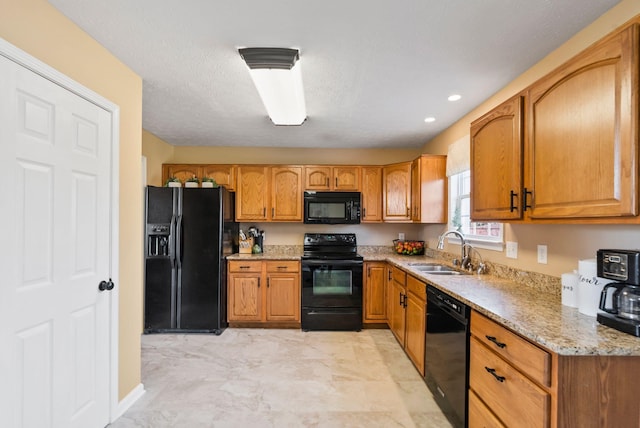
(398, 233, 405, 241)
(506, 241, 518, 259)
(537, 245, 548, 264)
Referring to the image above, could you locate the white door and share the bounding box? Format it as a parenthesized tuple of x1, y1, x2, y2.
(0, 53, 113, 428)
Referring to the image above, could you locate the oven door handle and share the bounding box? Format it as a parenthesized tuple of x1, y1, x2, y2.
(302, 259, 363, 267)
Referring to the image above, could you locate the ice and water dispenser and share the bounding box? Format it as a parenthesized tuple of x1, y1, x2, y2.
(147, 224, 170, 257)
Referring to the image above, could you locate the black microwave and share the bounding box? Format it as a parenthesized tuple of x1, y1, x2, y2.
(304, 191, 361, 224)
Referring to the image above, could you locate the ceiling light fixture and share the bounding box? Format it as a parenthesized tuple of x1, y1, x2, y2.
(239, 47, 307, 126)
(448, 94, 462, 102)
(424, 117, 436, 123)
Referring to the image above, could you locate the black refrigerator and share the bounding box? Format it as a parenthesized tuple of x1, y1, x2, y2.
(144, 186, 238, 335)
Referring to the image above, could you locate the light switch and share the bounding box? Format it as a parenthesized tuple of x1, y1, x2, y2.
(506, 241, 518, 259)
(538, 245, 548, 264)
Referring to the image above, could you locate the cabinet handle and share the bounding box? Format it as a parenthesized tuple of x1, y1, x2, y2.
(485, 335, 507, 349)
(509, 190, 518, 212)
(362, 207, 366, 217)
(406, 207, 410, 216)
(239, 265, 251, 269)
(263, 207, 266, 217)
(257, 278, 261, 288)
(399, 293, 404, 306)
(267, 277, 270, 288)
(335, 177, 338, 187)
(388, 270, 392, 281)
(367, 267, 370, 277)
(485, 367, 506, 383)
(272, 207, 275, 217)
(326, 177, 329, 186)
(523, 188, 533, 211)
(277, 266, 288, 270)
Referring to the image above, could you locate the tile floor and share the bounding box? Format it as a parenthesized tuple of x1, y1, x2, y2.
(110, 328, 453, 428)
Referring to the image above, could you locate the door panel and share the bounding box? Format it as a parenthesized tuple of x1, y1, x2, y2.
(0, 54, 112, 428)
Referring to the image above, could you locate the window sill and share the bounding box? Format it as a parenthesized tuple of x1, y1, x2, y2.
(447, 237, 503, 252)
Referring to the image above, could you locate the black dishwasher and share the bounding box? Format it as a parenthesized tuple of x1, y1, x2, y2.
(424, 285, 470, 428)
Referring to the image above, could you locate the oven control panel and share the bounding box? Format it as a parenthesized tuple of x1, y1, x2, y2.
(597, 249, 640, 285)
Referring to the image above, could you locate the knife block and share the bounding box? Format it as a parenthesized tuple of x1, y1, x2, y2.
(239, 236, 254, 254)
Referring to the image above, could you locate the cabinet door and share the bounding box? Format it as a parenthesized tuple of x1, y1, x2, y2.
(527, 25, 638, 219)
(266, 273, 300, 321)
(304, 166, 331, 190)
(236, 166, 269, 221)
(364, 262, 386, 322)
(333, 166, 361, 191)
(271, 166, 303, 221)
(227, 273, 262, 321)
(411, 155, 447, 223)
(389, 279, 406, 346)
(361, 167, 383, 222)
(471, 95, 524, 220)
(383, 162, 412, 222)
(201, 164, 236, 191)
(405, 291, 426, 376)
(163, 164, 202, 184)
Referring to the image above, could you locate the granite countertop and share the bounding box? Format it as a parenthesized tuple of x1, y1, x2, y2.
(227, 246, 640, 356)
(382, 254, 640, 357)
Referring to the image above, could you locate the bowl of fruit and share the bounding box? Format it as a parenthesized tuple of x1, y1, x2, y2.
(393, 239, 425, 256)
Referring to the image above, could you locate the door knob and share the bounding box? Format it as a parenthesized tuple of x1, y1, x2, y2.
(99, 278, 115, 291)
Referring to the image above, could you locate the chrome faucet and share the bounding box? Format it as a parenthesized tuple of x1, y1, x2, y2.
(437, 230, 467, 266)
(462, 243, 487, 274)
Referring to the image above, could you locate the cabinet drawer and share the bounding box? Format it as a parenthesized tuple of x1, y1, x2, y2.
(406, 275, 426, 301)
(468, 389, 506, 428)
(390, 265, 406, 285)
(228, 261, 262, 273)
(471, 311, 551, 387)
(470, 337, 550, 428)
(265, 260, 299, 273)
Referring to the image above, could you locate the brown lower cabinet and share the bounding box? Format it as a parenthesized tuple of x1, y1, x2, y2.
(363, 262, 387, 323)
(469, 310, 640, 428)
(387, 265, 426, 375)
(227, 260, 300, 326)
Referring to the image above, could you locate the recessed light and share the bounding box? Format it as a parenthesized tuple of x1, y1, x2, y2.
(424, 117, 436, 123)
(448, 94, 462, 102)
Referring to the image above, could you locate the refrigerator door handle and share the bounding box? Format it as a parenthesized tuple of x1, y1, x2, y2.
(169, 214, 177, 265)
(176, 214, 183, 268)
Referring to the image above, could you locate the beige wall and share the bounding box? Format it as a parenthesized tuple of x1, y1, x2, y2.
(422, 0, 640, 277)
(0, 0, 143, 400)
(142, 129, 174, 186)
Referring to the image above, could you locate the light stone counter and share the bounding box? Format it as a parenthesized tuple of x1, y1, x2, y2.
(379, 253, 640, 356)
(227, 245, 640, 355)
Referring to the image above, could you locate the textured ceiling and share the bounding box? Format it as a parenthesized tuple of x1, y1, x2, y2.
(48, 0, 620, 149)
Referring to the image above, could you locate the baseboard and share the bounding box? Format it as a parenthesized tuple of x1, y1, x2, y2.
(113, 383, 145, 422)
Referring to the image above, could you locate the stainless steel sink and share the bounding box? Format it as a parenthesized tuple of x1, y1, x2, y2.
(408, 262, 468, 275)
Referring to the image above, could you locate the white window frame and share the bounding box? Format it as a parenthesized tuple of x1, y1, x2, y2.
(448, 170, 504, 251)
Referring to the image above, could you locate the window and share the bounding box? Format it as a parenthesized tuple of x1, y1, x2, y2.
(449, 170, 503, 250)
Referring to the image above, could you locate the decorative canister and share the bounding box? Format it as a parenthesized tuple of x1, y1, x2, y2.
(578, 258, 614, 316)
(561, 270, 579, 308)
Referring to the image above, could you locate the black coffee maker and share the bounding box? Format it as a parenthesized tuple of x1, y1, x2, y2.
(597, 249, 640, 337)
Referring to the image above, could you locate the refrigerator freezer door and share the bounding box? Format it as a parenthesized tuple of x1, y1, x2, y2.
(179, 188, 224, 331)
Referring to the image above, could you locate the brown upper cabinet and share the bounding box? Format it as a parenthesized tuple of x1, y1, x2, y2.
(361, 166, 383, 222)
(526, 23, 638, 220)
(236, 165, 303, 222)
(411, 155, 448, 223)
(162, 164, 236, 190)
(470, 22, 639, 222)
(162, 164, 201, 184)
(383, 162, 412, 222)
(304, 166, 361, 191)
(470, 95, 524, 221)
